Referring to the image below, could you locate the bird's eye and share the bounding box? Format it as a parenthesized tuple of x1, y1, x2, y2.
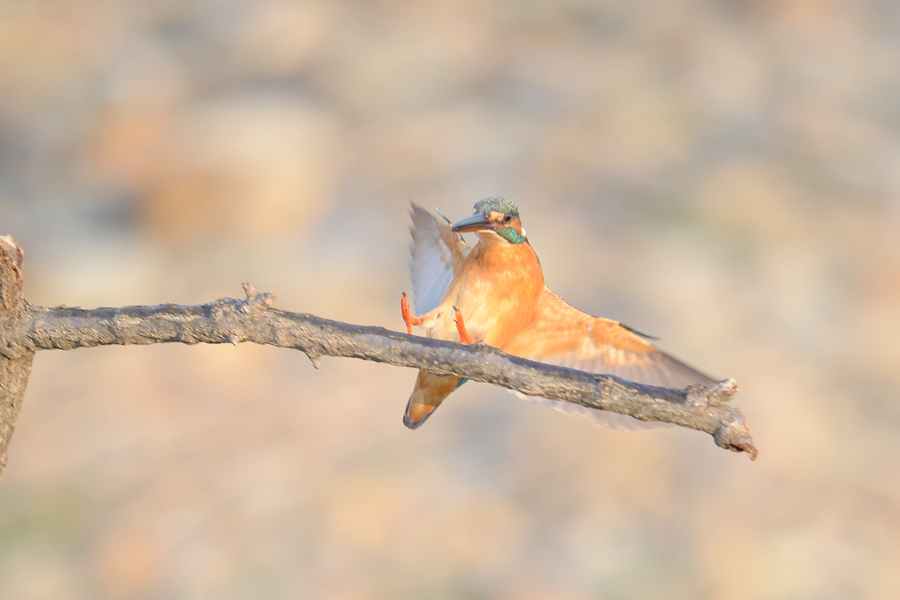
(503, 214, 513, 224)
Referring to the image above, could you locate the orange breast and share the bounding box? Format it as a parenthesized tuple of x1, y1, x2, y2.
(435, 240, 544, 348)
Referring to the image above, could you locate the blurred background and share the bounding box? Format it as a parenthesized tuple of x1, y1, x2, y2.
(1, 1, 899, 598)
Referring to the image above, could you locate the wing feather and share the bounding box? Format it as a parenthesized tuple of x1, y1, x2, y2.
(506, 288, 715, 429)
(408, 203, 469, 315)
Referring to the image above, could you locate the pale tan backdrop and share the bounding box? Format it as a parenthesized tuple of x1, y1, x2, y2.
(1, 1, 898, 599)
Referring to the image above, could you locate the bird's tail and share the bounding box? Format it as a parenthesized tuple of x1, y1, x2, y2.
(403, 371, 464, 429)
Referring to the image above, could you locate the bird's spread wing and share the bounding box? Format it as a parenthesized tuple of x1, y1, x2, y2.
(505, 288, 716, 429)
(409, 203, 469, 315)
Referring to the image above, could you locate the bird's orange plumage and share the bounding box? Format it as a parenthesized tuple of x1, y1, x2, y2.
(402, 198, 714, 429)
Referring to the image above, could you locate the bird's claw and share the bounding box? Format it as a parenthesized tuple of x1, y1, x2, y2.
(453, 306, 475, 344)
(401, 292, 420, 334)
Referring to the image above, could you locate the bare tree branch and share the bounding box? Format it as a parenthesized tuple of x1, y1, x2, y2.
(0, 238, 756, 480)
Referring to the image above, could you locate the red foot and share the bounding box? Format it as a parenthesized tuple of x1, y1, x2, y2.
(401, 293, 420, 334)
(453, 307, 475, 344)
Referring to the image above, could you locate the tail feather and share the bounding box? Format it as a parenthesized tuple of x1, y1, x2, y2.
(403, 371, 463, 429)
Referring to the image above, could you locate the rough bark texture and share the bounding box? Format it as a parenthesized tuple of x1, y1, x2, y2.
(0, 237, 35, 480)
(0, 238, 756, 481)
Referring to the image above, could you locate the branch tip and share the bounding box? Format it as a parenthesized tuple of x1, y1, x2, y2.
(713, 418, 758, 460)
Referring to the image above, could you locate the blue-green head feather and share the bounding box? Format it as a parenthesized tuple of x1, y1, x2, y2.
(473, 197, 519, 218)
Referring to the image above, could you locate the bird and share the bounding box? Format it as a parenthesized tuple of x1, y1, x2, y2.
(400, 197, 715, 429)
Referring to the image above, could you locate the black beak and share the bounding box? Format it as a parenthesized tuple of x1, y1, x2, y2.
(451, 213, 493, 233)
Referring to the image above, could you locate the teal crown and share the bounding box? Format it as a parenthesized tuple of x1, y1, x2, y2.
(473, 197, 519, 217)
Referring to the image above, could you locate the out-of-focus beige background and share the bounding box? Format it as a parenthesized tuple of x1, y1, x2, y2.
(1, 1, 899, 599)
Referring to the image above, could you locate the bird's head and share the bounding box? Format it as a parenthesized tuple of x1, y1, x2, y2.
(451, 197, 527, 245)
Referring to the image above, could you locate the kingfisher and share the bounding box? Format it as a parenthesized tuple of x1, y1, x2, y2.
(400, 197, 715, 429)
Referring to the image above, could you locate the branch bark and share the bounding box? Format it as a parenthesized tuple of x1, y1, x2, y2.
(0, 237, 756, 480)
(0, 236, 34, 480)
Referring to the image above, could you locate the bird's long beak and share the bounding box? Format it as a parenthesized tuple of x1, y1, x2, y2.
(451, 213, 493, 233)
